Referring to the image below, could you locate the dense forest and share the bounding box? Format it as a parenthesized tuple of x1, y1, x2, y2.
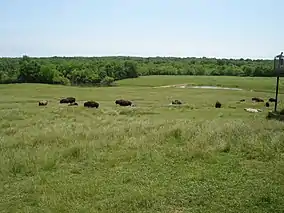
(0, 55, 275, 86)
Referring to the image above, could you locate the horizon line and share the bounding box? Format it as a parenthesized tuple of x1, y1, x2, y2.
(0, 54, 278, 60)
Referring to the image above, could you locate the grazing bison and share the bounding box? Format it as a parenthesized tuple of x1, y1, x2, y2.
(39, 100, 48, 106)
(239, 99, 245, 102)
(269, 98, 276, 102)
(115, 99, 132, 106)
(60, 99, 69, 103)
(215, 101, 221, 108)
(265, 102, 270, 107)
(172, 99, 182, 105)
(84, 101, 99, 108)
(252, 97, 264, 102)
(60, 97, 76, 104)
(68, 102, 78, 106)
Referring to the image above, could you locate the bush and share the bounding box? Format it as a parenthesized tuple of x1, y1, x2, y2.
(100, 76, 115, 86)
(52, 75, 71, 85)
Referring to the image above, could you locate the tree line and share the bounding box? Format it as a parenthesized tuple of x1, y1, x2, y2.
(0, 55, 275, 86)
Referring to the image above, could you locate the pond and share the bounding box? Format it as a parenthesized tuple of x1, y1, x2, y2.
(185, 85, 243, 91)
(157, 84, 244, 91)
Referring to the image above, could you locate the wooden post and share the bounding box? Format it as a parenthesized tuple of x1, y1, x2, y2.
(274, 52, 283, 112)
(275, 76, 280, 112)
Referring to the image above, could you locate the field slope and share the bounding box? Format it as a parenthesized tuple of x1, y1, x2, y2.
(0, 76, 284, 213)
(117, 75, 284, 93)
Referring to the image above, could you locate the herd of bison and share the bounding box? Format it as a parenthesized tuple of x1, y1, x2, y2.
(38, 97, 132, 108)
(38, 96, 277, 109)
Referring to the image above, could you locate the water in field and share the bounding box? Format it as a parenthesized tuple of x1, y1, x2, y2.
(186, 85, 243, 91)
(159, 84, 243, 91)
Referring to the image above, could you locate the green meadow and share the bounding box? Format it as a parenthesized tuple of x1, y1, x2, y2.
(0, 75, 284, 213)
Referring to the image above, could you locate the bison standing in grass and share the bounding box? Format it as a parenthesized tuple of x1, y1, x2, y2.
(68, 102, 78, 106)
(269, 98, 276, 102)
(60, 97, 76, 104)
(252, 97, 264, 102)
(215, 101, 221, 108)
(39, 100, 48, 106)
(172, 99, 182, 105)
(115, 99, 132, 106)
(84, 101, 99, 108)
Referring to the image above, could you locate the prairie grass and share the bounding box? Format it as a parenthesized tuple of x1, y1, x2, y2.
(0, 76, 284, 213)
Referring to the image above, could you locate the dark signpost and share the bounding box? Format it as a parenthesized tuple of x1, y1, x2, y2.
(274, 52, 284, 112)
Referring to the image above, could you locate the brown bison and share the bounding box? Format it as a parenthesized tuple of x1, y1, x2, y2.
(39, 100, 48, 106)
(60, 97, 76, 104)
(215, 101, 221, 108)
(115, 99, 132, 106)
(269, 98, 276, 102)
(68, 102, 78, 106)
(84, 101, 99, 108)
(172, 99, 182, 105)
(252, 97, 264, 102)
(265, 102, 270, 107)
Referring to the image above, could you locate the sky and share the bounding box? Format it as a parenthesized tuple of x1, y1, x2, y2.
(0, 0, 283, 59)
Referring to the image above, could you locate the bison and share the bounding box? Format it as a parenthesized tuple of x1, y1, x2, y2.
(84, 101, 99, 108)
(39, 100, 48, 106)
(269, 98, 276, 102)
(115, 99, 132, 106)
(172, 99, 182, 105)
(215, 101, 221, 108)
(265, 102, 270, 107)
(252, 97, 264, 102)
(60, 97, 76, 104)
(68, 102, 78, 106)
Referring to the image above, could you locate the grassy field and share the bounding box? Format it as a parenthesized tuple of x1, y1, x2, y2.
(117, 75, 284, 93)
(0, 76, 284, 213)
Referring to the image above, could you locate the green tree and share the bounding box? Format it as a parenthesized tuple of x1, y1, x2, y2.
(124, 61, 139, 78)
(100, 76, 115, 86)
(18, 56, 41, 83)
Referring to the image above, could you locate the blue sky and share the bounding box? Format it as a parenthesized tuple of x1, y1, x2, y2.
(0, 0, 282, 59)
